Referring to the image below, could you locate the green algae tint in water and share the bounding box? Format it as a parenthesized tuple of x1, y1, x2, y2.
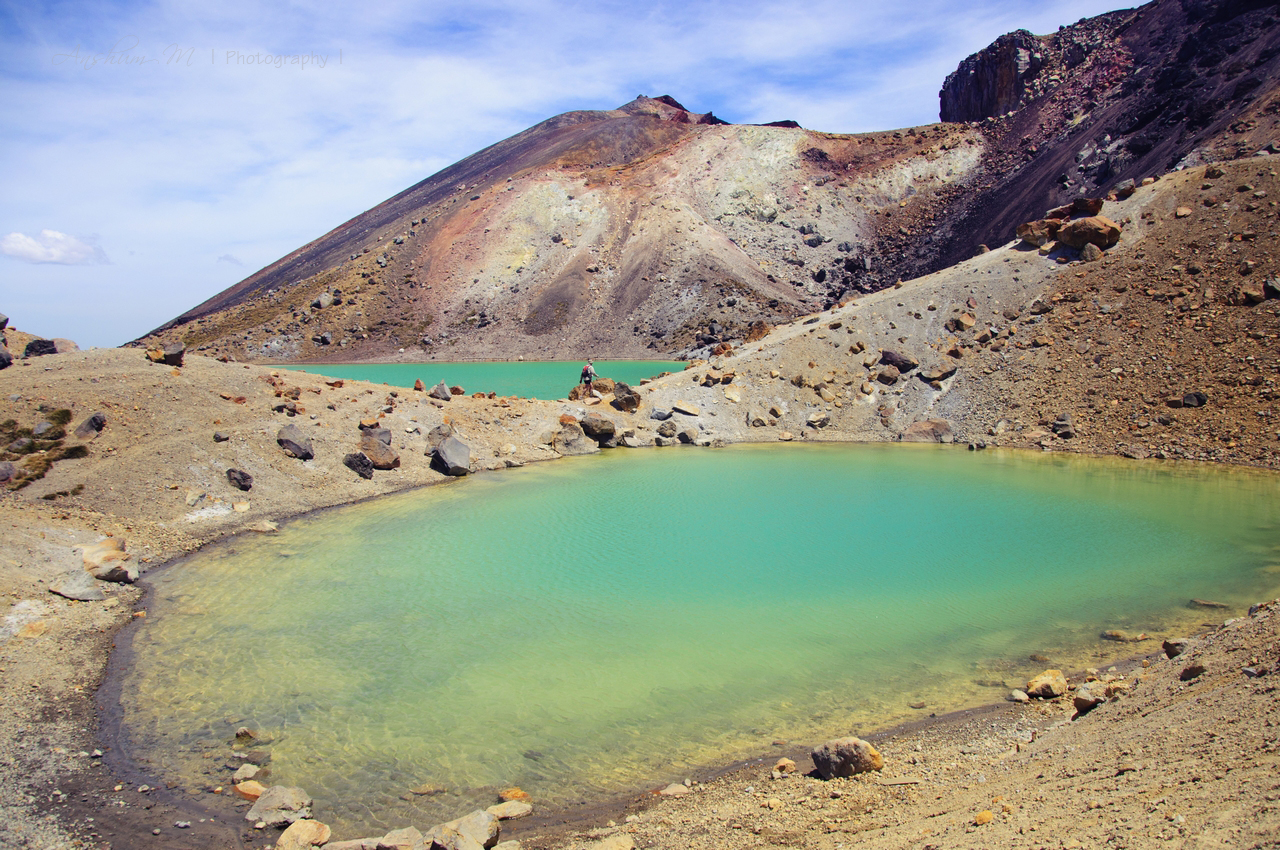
(122, 445, 1280, 835)
(281, 360, 682, 400)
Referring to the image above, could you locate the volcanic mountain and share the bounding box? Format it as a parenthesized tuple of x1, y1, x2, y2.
(138, 0, 1280, 363)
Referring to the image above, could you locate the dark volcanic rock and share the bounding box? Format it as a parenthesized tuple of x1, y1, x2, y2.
(940, 29, 1045, 122)
(579, 412, 617, 445)
(429, 381, 452, 401)
(343, 452, 374, 479)
(879, 350, 919, 373)
(612, 381, 641, 413)
(226, 468, 253, 491)
(23, 339, 57, 358)
(276, 425, 315, 460)
(431, 435, 471, 476)
(73, 412, 107, 439)
(0, 348, 11, 370)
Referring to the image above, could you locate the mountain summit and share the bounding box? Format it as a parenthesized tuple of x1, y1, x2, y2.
(139, 0, 1280, 363)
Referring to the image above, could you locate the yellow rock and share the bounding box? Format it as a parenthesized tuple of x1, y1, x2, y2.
(276, 819, 331, 850)
(234, 780, 267, 801)
(78, 538, 129, 569)
(232, 502, 250, 512)
(499, 787, 531, 802)
(975, 810, 994, 825)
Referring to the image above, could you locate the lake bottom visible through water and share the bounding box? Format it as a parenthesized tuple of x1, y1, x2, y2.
(118, 444, 1280, 836)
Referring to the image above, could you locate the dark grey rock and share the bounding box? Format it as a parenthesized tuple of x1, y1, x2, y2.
(677, 426, 698, 444)
(432, 435, 471, 476)
(429, 381, 452, 401)
(359, 426, 392, 446)
(612, 382, 641, 413)
(343, 452, 374, 479)
(580, 413, 617, 445)
(226, 468, 253, 491)
(1182, 391, 1209, 408)
(0, 313, 7, 331)
(73, 412, 107, 439)
(1162, 638, 1191, 659)
(6, 437, 34, 454)
(649, 408, 672, 421)
(23, 339, 57, 358)
(276, 425, 314, 460)
(551, 423, 598, 456)
(213, 432, 230, 443)
(32, 421, 60, 438)
(879, 350, 919, 373)
(161, 343, 185, 366)
(0, 348, 11, 370)
(1051, 412, 1077, 439)
(0, 461, 14, 482)
(657, 420, 678, 438)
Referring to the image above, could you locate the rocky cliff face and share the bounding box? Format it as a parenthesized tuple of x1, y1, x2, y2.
(928, 0, 1280, 269)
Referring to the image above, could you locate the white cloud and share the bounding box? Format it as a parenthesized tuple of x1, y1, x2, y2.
(216, 253, 244, 266)
(0, 230, 108, 265)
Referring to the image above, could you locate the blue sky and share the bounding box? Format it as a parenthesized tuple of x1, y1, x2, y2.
(0, 0, 1132, 348)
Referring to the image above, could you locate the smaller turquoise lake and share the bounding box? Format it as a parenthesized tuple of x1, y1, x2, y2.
(281, 360, 682, 400)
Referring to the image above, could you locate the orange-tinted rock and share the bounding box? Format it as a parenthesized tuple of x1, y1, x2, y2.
(1056, 216, 1121, 250)
(1015, 219, 1061, 247)
(234, 780, 267, 801)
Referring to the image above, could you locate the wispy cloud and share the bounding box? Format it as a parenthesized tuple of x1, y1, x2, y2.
(0, 230, 108, 265)
(0, 0, 1133, 347)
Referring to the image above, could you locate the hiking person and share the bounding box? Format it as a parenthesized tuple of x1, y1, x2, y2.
(580, 359, 598, 397)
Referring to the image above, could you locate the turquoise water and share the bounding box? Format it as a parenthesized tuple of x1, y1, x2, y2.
(122, 445, 1280, 835)
(280, 360, 682, 400)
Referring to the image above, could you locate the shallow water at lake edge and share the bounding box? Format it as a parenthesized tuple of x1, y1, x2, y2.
(116, 445, 1280, 836)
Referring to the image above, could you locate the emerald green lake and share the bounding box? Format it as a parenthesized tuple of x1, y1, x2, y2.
(281, 360, 682, 400)
(120, 445, 1280, 835)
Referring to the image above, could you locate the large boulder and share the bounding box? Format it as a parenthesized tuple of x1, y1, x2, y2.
(359, 432, 400, 470)
(276, 819, 331, 850)
(429, 381, 452, 401)
(811, 737, 884, 779)
(552, 423, 599, 456)
(900, 419, 953, 443)
(245, 785, 312, 827)
(1025, 669, 1068, 699)
(611, 381, 641, 413)
(23, 339, 57, 358)
(432, 435, 472, 475)
(1016, 219, 1061, 246)
(424, 810, 500, 850)
(579, 413, 617, 445)
(277, 425, 315, 460)
(879, 350, 919, 373)
(0, 348, 11, 370)
(1056, 216, 1122, 250)
(425, 422, 454, 448)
